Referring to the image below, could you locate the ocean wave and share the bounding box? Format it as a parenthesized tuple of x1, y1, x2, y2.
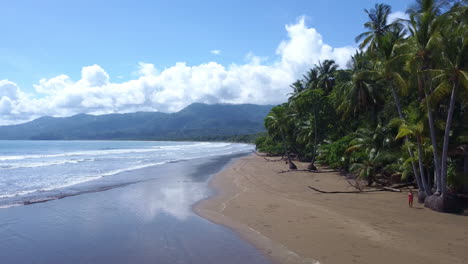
(0, 158, 94, 170)
(0, 142, 232, 161)
(0, 159, 176, 200)
(0, 143, 254, 208)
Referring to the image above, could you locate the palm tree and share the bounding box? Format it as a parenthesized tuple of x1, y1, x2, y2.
(405, 0, 448, 193)
(347, 126, 389, 186)
(289, 80, 305, 97)
(426, 4, 468, 196)
(265, 105, 297, 169)
(303, 68, 319, 90)
(355, 3, 398, 52)
(337, 52, 382, 119)
(395, 106, 432, 196)
(316, 60, 338, 95)
(367, 26, 428, 197)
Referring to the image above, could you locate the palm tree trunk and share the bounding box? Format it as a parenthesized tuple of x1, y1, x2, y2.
(421, 77, 442, 193)
(390, 85, 424, 191)
(308, 107, 319, 170)
(440, 82, 458, 196)
(424, 92, 442, 193)
(417, 137, 432, 196)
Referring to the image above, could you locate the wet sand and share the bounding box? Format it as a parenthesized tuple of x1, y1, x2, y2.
(194, 154, 468, 264)
(0, 154, 270, 264)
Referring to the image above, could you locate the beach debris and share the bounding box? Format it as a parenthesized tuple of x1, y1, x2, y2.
(307, 163, 318, 171)
(278, 169, 311, 173)
(288, 160, 298, 170)
(308, 186, 403, 194)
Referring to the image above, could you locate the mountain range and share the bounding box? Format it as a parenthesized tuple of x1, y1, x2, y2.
(0, 103, 273, 140)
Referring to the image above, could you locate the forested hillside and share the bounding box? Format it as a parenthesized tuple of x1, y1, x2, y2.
(0, 103, 273, 141)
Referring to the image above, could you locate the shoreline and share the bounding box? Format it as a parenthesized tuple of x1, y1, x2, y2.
(194, 153, 468, 264)
(0, 153, 271, 264)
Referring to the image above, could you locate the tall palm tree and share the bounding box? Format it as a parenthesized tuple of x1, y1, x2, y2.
(426, 4, 468, 196)
(303, 68, 319, 90)
(337, 52, 382, 119)
(406, 0, 448, 193)
(368, 26, 428, 196)
(355, 3, 397, 52)
(316, 60, 338, 95)
(289, 80, 305, 96)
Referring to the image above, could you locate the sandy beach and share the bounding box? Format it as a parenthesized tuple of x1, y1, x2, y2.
(195, 154, 468, 264)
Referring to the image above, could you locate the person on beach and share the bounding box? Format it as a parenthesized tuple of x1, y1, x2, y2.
(408, 190, 414, 208)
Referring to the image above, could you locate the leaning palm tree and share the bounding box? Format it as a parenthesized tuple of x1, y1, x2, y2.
(426, 4, 468, 196)
(355, 3, 398, 52)
(405, 0, 448, 193)
(366, 26, 429, 197)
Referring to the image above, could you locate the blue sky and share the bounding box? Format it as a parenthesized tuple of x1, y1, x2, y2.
(0, 0, 410, 124)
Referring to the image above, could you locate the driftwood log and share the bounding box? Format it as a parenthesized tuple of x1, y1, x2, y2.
(308, 186, 402, 194)
(278, 169, 311, 173)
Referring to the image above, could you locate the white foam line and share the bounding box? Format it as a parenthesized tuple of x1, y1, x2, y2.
(0, 142, 236, 161)
(0, 145, 254, 203)
(0, 158, 93, 170)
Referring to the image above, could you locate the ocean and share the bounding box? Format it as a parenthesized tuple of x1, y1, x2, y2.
(0, 140, 270, 263)
(0, 140, 252, 208)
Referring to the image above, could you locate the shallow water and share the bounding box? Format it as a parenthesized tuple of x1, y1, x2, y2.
(0, 152, 271, 264)
(0, 140, 252, 207)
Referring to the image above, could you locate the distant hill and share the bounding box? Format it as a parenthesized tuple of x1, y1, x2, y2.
(0, 103, 273, 140)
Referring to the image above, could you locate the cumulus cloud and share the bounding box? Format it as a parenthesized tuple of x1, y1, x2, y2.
(0, 17, 355, 125)
(210, 49, 221, 55)
(0, 80, 20, 100)
(80, 64, 110, 87)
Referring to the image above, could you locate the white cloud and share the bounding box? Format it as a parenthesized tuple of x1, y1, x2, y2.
(34, 75, 72, 94)
(137, 62, 158, 76)
(210, 49, 221, 55)
(0, 17, 355, 125)
(79, 64, 110, 87)
(0, 97, 13, 114)
(0, 80, 20, 100)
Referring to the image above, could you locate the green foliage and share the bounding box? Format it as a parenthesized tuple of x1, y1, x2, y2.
(255, 135, 284, 155)
(256, 1, 467, 194)
(318, 136, 353, 169)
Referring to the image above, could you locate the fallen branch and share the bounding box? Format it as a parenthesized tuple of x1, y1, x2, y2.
(255, 152, 286, 162)
(264, 157, 284, 162)
(278, 169, 310, 173)
(383, 186, 402, 192)
(391, 183, 414, 189)
(345, 177, 362, 191)
(308, 186, 385, 194)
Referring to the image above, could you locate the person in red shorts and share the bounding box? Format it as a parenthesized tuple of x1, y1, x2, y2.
(408, 189, 414, 208)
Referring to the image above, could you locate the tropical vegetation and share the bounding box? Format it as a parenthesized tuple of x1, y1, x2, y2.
(256, 0, 467, 213)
